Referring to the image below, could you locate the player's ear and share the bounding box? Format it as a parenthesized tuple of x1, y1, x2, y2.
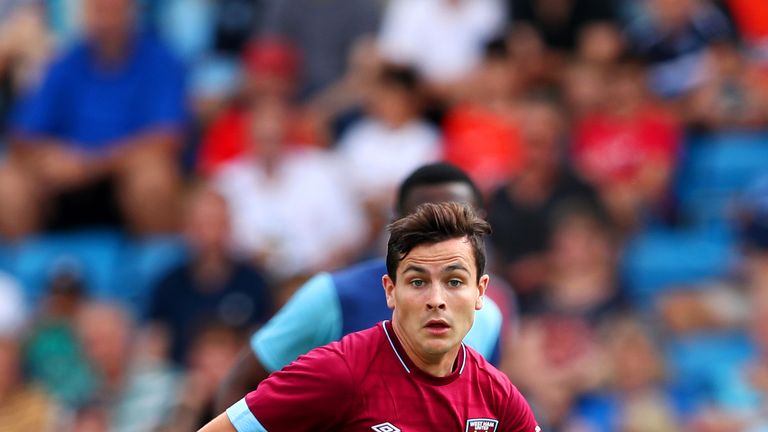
(475, 274, 489, 310)
(383, 275, 396, 310)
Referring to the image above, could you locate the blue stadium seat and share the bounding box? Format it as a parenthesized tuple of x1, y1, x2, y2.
(664, 330, 754, 406)
(676, 132, 768, 226)
(620, 226, 736, 309)
(12, 230, 124, 305)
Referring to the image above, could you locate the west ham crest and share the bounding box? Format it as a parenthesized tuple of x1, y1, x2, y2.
(465, 418, 499, 432)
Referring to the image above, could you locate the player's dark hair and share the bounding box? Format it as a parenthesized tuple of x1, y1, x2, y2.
(386, 202, 491, 283)
(395, 163, 483, 217)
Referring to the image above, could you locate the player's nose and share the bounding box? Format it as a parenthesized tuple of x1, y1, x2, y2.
(425, 286, 447, 310)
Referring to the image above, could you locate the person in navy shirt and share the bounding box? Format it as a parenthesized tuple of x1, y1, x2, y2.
(202, 202, 539, 432)
(148, 186, 272, 365)
(6, 0, 186, 235)
(215, 163, 508, 411)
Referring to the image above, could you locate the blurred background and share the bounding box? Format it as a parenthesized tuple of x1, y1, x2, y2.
(1, 0, 768, 430)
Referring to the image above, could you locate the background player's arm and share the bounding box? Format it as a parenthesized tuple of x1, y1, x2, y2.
(198, 413, 237, 432)
(215, 348, 270, 413)
(215, 273, 341, 412)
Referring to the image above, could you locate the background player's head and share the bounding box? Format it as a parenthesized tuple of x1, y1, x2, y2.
(383, 202, 491, 364)
(395, 163, 484, 219)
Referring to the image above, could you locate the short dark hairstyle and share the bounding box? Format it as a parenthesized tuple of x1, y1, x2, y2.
(378, 63, 421, 93)
(395, 163, 483, 217)
(386, 202, 491, 283)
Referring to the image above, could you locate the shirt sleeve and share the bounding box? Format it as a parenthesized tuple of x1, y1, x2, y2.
(12, 56, 68, 137)
(500, 383, 540, 432)
(464, 295, 502, 364)
(228, 345, 356, 431)
(250, 273, 342, 371)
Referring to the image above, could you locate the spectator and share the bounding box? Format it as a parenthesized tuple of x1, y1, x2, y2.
(727, 0, 768, 62)
(625, 0, 733, 98)
(442, 38, 526, 193)
(576, 21, 625, 66)
(166, 323, 245, 431)
(685, 41, 768, 130)
(213, 98, 366, 284)
(147, 186, 272, 365)
(571, 59, 682, 231)
(197, 38, 320, 177)
(561, 60, 608, 121)
(23, 268, 96, 408)
(7, 0, 186, 236)
(509, 205, 622, 429)
(0, 335, 60, 431)
(337, 63, 440, 240)
(378, 0, 505, 101)
(523, 204, 623, 318)
(488, 96, 603, 297)
(0, 0, 51, 137)
(75, 301, 182, 432)
(259, 0, 382, 99)
(509, 0, 618, 51)
(564, 317, 688, 432)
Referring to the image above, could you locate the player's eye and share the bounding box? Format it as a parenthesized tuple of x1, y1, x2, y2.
(410, 279, 425, 288)
(448, 279, 463, 287)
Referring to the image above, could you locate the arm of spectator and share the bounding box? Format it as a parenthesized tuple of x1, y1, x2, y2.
(10, 128, 180, 189)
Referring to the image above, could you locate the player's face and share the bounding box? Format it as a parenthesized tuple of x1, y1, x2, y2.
(383, 237, 488, 370)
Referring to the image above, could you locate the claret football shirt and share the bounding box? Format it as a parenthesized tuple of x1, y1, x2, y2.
(227, 320, 539, 431)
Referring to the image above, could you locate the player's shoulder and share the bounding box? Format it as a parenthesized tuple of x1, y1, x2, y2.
(332, 257, 386, 280)
(331, 258, 387, 295)
(314, 323, 385, 370)
(333, 323, 384, 354)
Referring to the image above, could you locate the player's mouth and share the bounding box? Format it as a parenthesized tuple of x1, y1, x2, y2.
(424, 319, 451, 335)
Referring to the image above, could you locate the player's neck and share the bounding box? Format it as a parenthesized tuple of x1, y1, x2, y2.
(391, 321, 460, 377)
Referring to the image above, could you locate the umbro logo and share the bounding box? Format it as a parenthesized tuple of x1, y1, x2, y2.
(371, 422, 401, 432)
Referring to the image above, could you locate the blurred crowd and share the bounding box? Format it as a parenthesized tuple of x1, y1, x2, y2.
(2, 0, 768, 430)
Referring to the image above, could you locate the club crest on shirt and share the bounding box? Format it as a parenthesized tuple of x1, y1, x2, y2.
(371, 422, 401, 432)
(465, 418, 499, 432)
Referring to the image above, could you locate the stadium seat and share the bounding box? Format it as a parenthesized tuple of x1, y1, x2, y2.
(676, 132, 768, 226)
(620, 226, 737, 309)
(11, 230, 124, 305)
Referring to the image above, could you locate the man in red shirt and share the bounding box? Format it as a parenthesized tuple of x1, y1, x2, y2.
(200, 202, 539, 432)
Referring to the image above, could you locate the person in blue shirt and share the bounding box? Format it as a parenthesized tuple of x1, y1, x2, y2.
(215, 162, 508, 411)
(5, 0, 186, 235)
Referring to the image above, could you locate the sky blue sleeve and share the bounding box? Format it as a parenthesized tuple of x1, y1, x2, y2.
(463, 295, 502, 361)
(250, 273, 342, 372)
(226, 398, 267, 432)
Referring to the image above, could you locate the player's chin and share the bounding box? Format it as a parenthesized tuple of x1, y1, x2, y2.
(421, 336, 458, 354)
